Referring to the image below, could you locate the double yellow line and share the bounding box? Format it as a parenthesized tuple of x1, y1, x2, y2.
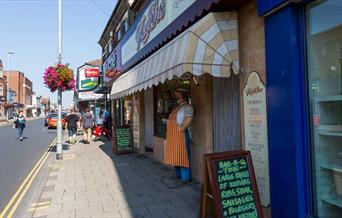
(0, 138, 56, 218)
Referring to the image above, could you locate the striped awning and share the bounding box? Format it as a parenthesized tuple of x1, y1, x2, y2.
(111, 12, 239, 99)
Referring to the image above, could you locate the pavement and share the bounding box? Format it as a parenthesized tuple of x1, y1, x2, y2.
(0, 118, 55, 213)
(27, 135, 200, 218)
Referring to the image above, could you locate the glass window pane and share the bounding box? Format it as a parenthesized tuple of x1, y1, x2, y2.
(307, 1, 342, 217)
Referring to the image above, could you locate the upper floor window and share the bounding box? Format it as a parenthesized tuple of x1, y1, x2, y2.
(26, 95, 31, 105)
(0, 84, 3, 96)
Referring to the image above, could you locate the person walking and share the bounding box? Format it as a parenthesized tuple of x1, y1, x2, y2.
(82, 108, 94, 144)
(74, 109, 82, 136)
(14, 111, 26, 141)
(65, 108, 79, 144)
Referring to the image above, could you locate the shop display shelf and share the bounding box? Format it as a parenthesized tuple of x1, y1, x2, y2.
(321, 197, 342, 208)
(317, 130, 342, 137)
(320, 165, 342, 172)
(316, 125, 342, 131)
(317, 95, 342, 102)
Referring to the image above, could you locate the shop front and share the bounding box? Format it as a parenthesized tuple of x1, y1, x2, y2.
(0, 96, 6, 119)
(259, 0, 342, 217)
(111, 9, 241, 176)
(108, 0, 270, 213)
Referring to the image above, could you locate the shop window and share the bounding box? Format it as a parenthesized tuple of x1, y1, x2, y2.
(307, 1, 342, 217)
(154, 79, 191, 138)
(114, 98, 132, 127)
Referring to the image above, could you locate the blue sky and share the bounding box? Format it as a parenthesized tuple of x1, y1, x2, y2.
(0, 0, 117, 106)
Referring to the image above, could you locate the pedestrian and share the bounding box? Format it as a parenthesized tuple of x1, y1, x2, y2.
(75, 109, 82, 135)
(14, 110, 26, 141)
(97, 110, 104, 126)
(65, 108, 79, 144)
(101, 106, 110, 129)
(82, 108, 94, 144)
(164, 88, 194, 184)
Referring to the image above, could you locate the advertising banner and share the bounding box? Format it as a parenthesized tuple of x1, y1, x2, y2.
(78, 66, 100, 91)
(103, 45, 122, 83)
(78, 91, 104, 101)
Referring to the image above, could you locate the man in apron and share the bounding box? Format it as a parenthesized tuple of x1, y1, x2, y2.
(165, 88, 194, 183)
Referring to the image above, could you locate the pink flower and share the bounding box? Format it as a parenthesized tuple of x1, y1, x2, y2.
(43, 63, 75, 93)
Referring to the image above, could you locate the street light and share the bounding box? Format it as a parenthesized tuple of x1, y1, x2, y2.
(6, 51, 15, 120)
(56, 0, 63, 159)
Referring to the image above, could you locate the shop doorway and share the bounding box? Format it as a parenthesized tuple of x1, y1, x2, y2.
(144, 88, 154, 149)
(212, 75, 241, 152)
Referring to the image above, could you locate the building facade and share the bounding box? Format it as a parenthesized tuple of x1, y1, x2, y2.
(75, 59, 104, 115)
(32, 94, 42, 117)
(0, 60, 7, 119)
(6, 71, 33, 117)
(100, 0, 342, 217)
(101, 0, 270, 215)
(40, 97, 50, 116)
(258, 0, 342, 217)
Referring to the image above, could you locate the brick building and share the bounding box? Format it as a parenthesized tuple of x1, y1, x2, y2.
(6, 71, 33, 117)
(0, 59, 7, 119)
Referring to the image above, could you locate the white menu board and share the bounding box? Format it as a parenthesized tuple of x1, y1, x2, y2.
(243, 71, 270, 207)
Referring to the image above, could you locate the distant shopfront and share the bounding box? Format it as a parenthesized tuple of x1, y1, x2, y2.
(109, 0, 270, 210)
(258, 0, 342, 217)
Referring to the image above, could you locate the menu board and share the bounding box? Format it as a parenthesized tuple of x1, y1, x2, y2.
(243, 71, 270, 206)
(200, 150, 262, 218)
(114, 126, 133, 154)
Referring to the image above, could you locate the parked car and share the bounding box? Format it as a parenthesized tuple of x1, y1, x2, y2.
(47, 113, 66, 129)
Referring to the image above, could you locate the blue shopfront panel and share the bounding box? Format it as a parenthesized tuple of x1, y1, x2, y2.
(258, 0, 287, 15)
(264, 4, 311, 218)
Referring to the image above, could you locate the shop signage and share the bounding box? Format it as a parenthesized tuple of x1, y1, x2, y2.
(103, 45, 122, 83)
(113, 125, 133, 154)
(85, 68, 99, 78)
(243, 71, 270, 207)
(0, 96, 6, 102)
(135, 0, 166, 50)
(78, 66, 100, 91)
(200, 150, 263, 218)
(121, 0, 195, 65)
(78, 91, 104, 101)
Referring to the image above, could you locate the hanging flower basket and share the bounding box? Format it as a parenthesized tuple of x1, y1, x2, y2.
(43, 63, 75, 92)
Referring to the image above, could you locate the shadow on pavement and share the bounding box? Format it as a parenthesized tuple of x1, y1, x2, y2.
(50, 143, 71, 152)
(98, 140, 200, 217)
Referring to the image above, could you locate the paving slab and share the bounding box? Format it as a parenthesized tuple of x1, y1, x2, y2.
(32, 136, 200, 218)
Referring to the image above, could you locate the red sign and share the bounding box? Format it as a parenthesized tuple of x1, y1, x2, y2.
(105, 69, 121, 79)
(85, 69, 99, 78)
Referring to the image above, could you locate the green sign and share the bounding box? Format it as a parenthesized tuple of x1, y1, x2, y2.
(81, 79, 98, 90)
(115, 127, 133, 153)
(200, 150, 262, 218)
(215, 157, 258, 218)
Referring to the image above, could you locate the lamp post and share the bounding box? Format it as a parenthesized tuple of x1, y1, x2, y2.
(6, 51, 15, 120)
(56, 0, 63, 159)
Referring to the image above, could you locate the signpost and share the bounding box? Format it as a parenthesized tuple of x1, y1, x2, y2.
(113, 125, 133, 154)
(200, 150, 262, 218)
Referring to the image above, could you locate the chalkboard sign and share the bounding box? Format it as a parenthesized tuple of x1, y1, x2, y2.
(113, 125, 133, 154)
(200, 150, 262, 218)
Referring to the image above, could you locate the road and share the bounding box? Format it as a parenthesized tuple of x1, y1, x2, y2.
(0, 118, 56, 212)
